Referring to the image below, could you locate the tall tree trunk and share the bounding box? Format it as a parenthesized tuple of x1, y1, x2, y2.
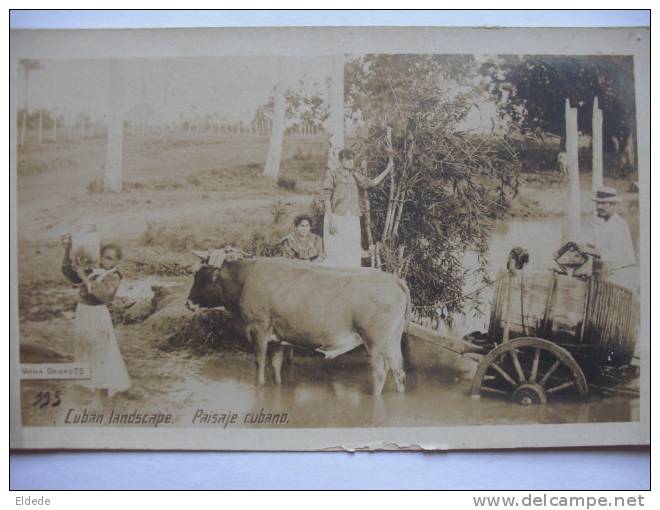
(20, 110, 27, 147)
(104, 61, 125, 192)
(20, 70, 31, 148)
(37, 109, 43, 144)
(624, 133, 636, 172)
(326, 55, 345, 169)
(564, 98, 581, 242)
(592, 96, 603, 192)
(263, 60, 287, 178)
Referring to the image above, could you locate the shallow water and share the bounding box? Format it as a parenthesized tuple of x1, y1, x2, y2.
(188, 340, 637, 428)
(156, 218, 639, 427)
(19, 215, 639, 429)
(20, 338, 638, 429)
(176, 215, 639, 428)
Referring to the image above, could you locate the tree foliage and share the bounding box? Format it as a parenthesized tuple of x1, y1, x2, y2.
(481, 55, 636, 152)
(346, 55, 521, 318)
(256, 83, 328, 130)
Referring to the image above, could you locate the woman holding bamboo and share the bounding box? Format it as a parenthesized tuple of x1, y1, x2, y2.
(322, 148, 393, 267)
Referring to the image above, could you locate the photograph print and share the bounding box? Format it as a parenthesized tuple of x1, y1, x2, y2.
(10, 27, 649, 450)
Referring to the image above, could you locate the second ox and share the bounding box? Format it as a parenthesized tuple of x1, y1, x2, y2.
(186, 248, 409, 395)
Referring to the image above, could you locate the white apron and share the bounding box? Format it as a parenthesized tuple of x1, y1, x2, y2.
(322, 212, 363, 268)
(74, 269, 130, 395)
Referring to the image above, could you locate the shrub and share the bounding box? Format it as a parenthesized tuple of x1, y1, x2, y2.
(291, 147, 315, 161)
(347, 55, 521, 319)
(247, 230, 282, 257)
(270, 198, 290, 224)
(276, 176, 297, 191)
(308, 193, 325, 233)
(86, 178, 104, 195)
(123, 250, 193, 277)
(187, 175, 202, 187)
(163, 309, 248, 355)
(123, 181, 146, 191)
(140, 222, 196, 253)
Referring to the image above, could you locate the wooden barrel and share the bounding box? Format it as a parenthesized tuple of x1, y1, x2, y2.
(488, 270, 638, 366)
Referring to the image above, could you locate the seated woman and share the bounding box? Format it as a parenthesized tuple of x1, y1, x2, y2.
(279, 214, 326, 263)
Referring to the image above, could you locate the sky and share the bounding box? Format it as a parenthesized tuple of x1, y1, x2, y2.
(17, 56, 335, 124)
(17, 54, 509, 135)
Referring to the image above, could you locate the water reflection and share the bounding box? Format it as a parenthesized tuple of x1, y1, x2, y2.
(192, 347, 636, 428)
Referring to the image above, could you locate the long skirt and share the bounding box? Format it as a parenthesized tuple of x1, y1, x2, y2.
(74, 303, 131, 395)
(322, 212, 362, 268)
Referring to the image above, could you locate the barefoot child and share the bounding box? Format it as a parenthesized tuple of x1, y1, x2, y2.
(61, 235, 131, 401)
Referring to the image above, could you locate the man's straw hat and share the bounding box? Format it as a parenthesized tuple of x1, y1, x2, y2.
(592, 186, 623, 203)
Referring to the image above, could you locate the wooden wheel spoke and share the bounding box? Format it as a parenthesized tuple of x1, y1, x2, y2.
(539, 359, 562, 387)
(510, 349, 526, 383)
(546, 381, 576, 394)
(530, 348, 541, 383)
(470, 337, 589, 403)
(490, 362, 518, 387)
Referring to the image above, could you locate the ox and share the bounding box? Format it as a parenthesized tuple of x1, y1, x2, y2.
(186, 248, 409, 395)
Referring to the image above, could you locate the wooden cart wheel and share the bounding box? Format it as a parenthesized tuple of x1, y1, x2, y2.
(470, 337, 588, 405)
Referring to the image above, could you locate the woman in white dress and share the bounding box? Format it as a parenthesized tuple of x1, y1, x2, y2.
(322, 149, 393, 267)
(61, 235, 131, 401)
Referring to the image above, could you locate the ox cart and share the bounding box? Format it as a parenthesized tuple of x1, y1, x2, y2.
(405, 268, 639, 405)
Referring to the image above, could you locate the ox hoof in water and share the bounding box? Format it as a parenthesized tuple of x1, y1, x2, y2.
(371, 351, 406, 395)
(253, 341, 286, 386)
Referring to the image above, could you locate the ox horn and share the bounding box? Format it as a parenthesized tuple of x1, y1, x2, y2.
(192, 250, 210, 262)
(221, 245, 251, 261)
(224, 245, 252, 259)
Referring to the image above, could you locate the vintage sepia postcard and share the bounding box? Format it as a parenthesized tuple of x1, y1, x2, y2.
(10, 26, 649, 450)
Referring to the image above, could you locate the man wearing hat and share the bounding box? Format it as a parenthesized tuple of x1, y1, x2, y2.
(591, 186, 638, 290)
